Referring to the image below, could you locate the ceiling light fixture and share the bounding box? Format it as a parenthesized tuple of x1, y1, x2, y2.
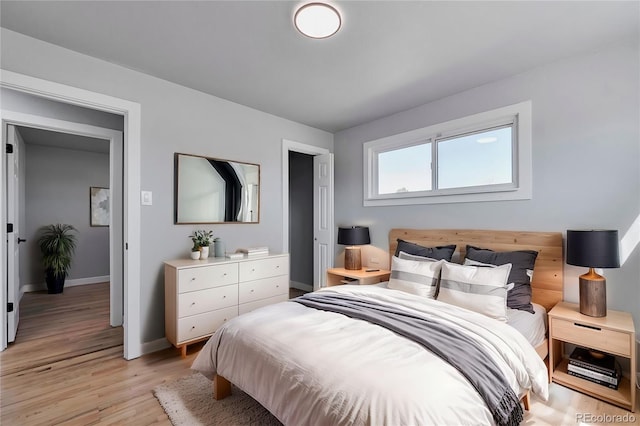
(294, 2, 341, 39)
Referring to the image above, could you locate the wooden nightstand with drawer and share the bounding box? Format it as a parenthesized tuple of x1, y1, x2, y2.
(326, 267, 391, 286)
(548, 301, 636, 412)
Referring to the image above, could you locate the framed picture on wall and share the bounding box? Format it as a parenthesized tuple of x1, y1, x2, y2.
(90, 186, 110, 227)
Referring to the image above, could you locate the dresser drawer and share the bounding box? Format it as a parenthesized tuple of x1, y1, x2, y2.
(178, 284, 238, 318)
(238, 276, 288, 304)
(177, 306, 238, 343)
(239, 294, 288, 315)
(551, 317, 631, 357)
(239, 256, 288, 282)
(178, 263, 238, 293)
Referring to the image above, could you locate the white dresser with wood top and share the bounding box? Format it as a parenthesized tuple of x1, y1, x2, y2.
(164, 253, 289, 357)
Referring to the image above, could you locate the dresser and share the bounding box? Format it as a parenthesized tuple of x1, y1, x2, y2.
(164, 253, 289, 357)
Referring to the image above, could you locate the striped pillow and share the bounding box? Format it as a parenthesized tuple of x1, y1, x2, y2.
(438, 261, 512, 321)
(388, 256, 444, 299)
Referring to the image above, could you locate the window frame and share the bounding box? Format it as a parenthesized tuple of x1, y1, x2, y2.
(363, 101, 532, 206)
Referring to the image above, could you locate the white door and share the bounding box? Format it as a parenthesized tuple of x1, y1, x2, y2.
(6, 125, 24, 343)
(313, 153, 334, 290)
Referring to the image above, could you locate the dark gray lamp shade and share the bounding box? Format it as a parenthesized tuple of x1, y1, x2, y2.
(337, 226, 370, 246)
(566, 230, 620, 268)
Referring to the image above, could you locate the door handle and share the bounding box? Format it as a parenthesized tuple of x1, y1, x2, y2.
(17, 238, 27, 244)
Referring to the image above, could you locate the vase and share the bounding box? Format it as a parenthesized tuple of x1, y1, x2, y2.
(190, 251, 200, 260)
(214, 239, 224, 257)
(200, 246, 210, 259)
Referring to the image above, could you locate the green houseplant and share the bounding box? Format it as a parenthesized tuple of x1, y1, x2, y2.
(38, 224, 77, 294)
(189, 229, 213, 259)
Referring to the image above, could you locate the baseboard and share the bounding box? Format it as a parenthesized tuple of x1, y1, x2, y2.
(141, 337, 171, 355)
(290, 280, 313, 292)
(23, 275, 110, 293)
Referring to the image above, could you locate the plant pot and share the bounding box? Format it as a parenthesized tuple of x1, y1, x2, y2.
(45, 269, 66, 294)
(190, 251, 200, 260)
(200, 246, 210, 259)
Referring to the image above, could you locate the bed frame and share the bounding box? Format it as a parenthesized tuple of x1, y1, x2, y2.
(213, 229, 565, 409)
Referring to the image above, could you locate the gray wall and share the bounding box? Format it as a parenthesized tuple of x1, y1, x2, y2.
(1, 28, 334, 343)
(24, 144, 110, 285)
(334, 41, 639, 335)
(1, 88, 124, 131)
(289, 151, 314, 287)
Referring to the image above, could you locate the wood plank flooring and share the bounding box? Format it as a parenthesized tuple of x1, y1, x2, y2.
(1, 283, 638, 425)
(1, 283, 198, 425)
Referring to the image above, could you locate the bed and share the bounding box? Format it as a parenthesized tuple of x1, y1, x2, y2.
(192, 229, 564, 425)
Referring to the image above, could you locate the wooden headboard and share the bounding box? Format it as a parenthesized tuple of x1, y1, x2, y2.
(389, 229, 564, 312)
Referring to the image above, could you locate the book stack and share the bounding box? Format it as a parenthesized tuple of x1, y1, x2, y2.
(237, 247, 269, 257)
(568, 347, 621, 390)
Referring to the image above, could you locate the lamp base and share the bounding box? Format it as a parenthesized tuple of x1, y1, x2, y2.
(344, 247, 362, 270)
(579, 268, 607, 317)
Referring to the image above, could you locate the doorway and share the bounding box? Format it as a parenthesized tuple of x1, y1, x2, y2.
(4, 119, 123, 352)
(282, 139, 334, 291)
(0, 70, 142, 359)
(289, 151, 314, 294)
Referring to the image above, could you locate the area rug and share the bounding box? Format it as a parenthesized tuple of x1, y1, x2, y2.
(153, 373, 282, 426)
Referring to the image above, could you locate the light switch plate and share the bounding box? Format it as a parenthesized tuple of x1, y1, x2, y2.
(141, 190, 152, 205)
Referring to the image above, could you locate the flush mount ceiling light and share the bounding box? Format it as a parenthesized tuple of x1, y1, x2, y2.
(294, 2, 341, 39)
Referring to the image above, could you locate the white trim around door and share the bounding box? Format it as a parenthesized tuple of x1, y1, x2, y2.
(281, 139, 334, 289)
(0, 69, 142, 360)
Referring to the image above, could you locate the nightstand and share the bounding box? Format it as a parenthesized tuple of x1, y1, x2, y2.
(548, 301, 636, 412)
(326, 267, 391, 286)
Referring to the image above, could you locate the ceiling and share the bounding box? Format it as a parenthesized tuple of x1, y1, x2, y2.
(16, 126, 110, 154)
(1, 1, 638, 133)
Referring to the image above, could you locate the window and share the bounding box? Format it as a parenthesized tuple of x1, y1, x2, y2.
(364, 101, 531, 206)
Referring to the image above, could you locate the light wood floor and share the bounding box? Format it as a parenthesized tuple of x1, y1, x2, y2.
(1, 283, 638, 425)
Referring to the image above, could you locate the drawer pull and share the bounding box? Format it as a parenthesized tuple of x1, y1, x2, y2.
(574, 322, 601, 331)
(223, 295, 226, 298)
(250, 289, 254, 293)
(191, 277, 196, 281)
(191, 302, 196, 306)
(191, 326, 196, 330)
(276, 285, 279, 288)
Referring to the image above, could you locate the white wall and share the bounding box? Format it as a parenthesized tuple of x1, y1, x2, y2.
(334, 41, 639, 331)
(24, 144, 110, 287)
(1, 28, 334, 343)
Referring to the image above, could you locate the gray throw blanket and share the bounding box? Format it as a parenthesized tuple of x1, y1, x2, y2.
(293, 293, 523, 426)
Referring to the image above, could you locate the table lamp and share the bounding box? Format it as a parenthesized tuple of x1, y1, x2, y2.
(566, 230, 620, 317)
(338, 226, 370, 270)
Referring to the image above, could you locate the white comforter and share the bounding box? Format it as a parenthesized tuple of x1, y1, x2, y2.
(192, 285, 549, 426)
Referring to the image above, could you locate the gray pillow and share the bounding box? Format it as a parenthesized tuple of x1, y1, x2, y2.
(464, 245, 538, 314)
(394, 239, 456, 261)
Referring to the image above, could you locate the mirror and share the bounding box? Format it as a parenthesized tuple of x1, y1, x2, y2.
(174, 153, 260, 224)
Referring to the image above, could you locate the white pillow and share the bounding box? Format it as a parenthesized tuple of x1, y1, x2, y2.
(388, 256, 444, 299)
(398, 251, 438, 262)
(438, 261, 512, 321)
(462, 258, 515, 291)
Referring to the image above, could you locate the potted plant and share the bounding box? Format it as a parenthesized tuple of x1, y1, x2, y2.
(38, 224, 77, 294)
(190, 239, 201, 260)
(189, 229, 213, 259)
